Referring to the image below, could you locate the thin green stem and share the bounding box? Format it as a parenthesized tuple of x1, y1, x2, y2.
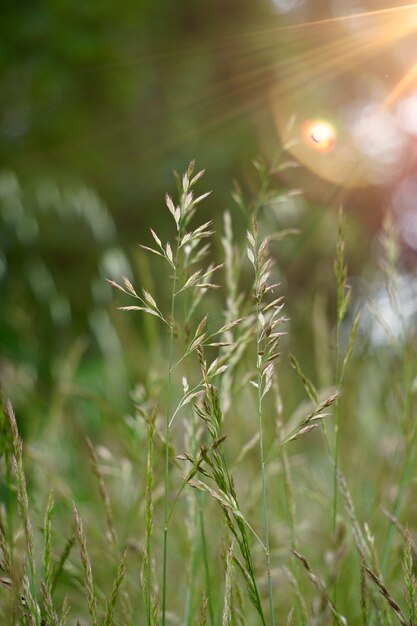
(5, 448, 13, 563)
(280, 445, 296, 552)
(199, 493, 215, 626)
(184, 516, 200, 626)
(162, 245, 180, 626)
(256, 298, 276, 626)
(144, 418, 154, 626)
(332, 321, 341, 537)
(331, 320, 342, 622)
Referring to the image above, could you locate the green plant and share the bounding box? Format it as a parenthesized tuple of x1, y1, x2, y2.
(1, 161, 416, 626)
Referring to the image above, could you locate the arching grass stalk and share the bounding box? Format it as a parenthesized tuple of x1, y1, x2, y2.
(109, 161, 213, 625)
(255, 268, 275, 625)
(161, 241, 180, 626)
(0, 392, 14, 562)
(332, 208, 350, 536)
(162, 160, 212, 624)
(247, 218, 287, 626)
(7, 401, 42, 625)
(182, 267, 209, 626)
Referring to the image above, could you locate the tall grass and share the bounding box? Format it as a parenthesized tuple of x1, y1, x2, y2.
(0, 161, 416, 625)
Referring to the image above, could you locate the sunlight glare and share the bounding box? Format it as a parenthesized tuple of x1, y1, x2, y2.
(393, 178, 417, 251)
(302, 119, 336, 153)
(398, 93, 417, 135)
(271, 0, 304, 13)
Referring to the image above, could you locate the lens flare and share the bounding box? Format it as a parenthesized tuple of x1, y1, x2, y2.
(302, 119, 336, 153)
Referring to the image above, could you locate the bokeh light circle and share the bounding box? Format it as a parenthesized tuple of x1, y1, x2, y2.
(302, 119, 337, 153)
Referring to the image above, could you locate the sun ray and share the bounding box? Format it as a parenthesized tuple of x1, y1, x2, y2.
(70, 3, 417, 80)
(241, 2, 417, 35)
(168, 7, 417, 124)
(32, 0, 417, 196)
(384, 58, 417, 108)
(42, 12, 410, 166)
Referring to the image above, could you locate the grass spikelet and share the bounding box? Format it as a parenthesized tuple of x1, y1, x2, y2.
(22, 575, 40, 626)
(7, 401, 35, 577)
(283, 566, 309, 624)
(0, 394, 14, 559)
(337, 469, 369, 559)
(333, 206, 350, 535)
(6, 400, 40, 625)
(0, 519, 12, 577)
(198, 592, 208, 626)
(42, 490, 58, 625)
(292, 550, 347, 625)
(43, 490, 54, 596)
(381, 509, 417, 558)
(73, 504, 98, 626)
(86, 437, 117, 554)
(222, 541, 234, 626)
(60, 596, 70, 625)
(51, 534, 75, 594)
(365, 523, 393, 626)
(402, 532, 416, 625)
(41, 580, 58, 625)
(104, 549, 127, 626)
(365, 566, 409, 626)
(360, 556, 368, 626)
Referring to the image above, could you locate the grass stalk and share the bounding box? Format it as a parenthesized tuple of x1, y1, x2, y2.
(248, 217, 279, 625)
(104, 550, 127, 626)
(5, 447, 13, 563)
(256, 297, 275, 625)
(143, 412, 155, 626)
(198, 493, 216, 626)
(332, 207, 348, 536)
(184, 514, 200, 625)
(184, 401, 215, 626)
(161, 257, 178, 626)
(73, 504, 98, 626)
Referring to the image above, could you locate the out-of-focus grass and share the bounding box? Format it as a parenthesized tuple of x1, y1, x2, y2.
(0, 159, 416, 625)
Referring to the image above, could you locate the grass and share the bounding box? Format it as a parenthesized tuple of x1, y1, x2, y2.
(1, 159, 417, 625)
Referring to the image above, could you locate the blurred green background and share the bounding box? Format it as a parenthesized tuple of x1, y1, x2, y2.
(0, 0, 303, 420)
(1, 0, 415, 429)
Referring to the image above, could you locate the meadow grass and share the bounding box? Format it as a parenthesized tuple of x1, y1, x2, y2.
(0, 161, 416, 625)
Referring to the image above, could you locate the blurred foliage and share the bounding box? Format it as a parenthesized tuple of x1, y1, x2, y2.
(0, 0, 290, 418)
(0, 0, 266, 220)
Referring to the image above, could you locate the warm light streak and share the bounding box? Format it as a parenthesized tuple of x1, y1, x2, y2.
(274, 3, 417, 31)
(384, 59, 417, 108)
